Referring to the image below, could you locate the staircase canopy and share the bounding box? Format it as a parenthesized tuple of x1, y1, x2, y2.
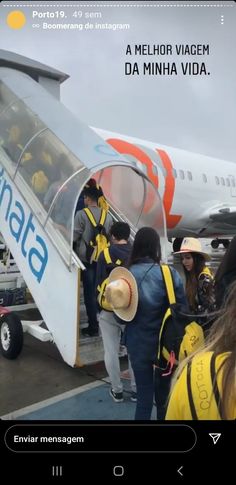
(0, 67, 166, 268)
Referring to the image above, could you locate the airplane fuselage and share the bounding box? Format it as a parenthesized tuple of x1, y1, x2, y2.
(94, 128, 236, 238)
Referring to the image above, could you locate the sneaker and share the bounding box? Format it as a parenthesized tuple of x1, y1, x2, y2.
(81, 327, 99, 337)
(109, 388, 124, 403)
(130, 392, 137, 402)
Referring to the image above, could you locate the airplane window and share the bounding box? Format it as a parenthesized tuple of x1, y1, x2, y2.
(221, 177, 225, 186)
(231, 178, 236, 187)
(226, 178, 230, 187)
(215, 176, 220, 185)
(202, 174, 207, 183)
(187, 171, 192, 181)
(179, 169, 184, 180)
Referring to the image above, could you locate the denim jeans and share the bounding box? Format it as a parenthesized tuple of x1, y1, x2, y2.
(82, 262, 98, 330)
(132, 364, 154, 420)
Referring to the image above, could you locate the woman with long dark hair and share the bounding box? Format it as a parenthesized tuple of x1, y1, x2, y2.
(165, 280, 236, 420)
(174, 237, 215, 313)
(120, 227, 186, 420)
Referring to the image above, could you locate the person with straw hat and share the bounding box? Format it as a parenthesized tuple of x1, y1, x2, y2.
(106, 227, 187, 420)
(106, 266, 139, 322)
(173, 237, 215, 315)
(97, 222, 136, 403)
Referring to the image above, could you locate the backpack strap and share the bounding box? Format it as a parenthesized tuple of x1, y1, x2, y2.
(186, 361, 198, 419)
(156, 265, 176, 366)
(186, 352, 223, 419)
(157, 307, 172, 362)
(103, 247, 122, 266)
(84, 207, 107, 229)
(210, 353, 223, 419)
(160, 265, 176, 305)
(103, 247, 112, 264)
(99, 209, 107, 226)
(83, 207, 97, 227)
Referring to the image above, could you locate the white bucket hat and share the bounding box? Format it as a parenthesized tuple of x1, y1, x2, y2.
(173, 237, 211, 261)
(105, 267, 138, 322)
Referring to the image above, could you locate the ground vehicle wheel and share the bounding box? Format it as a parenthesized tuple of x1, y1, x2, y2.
(0, 313, 23, 359)
(223, 240, 230, 249)
(211, 239, 219, 249)
(173, 238, 183, 252)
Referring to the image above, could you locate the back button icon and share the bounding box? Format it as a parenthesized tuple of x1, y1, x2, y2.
(177, 466, 184, 477)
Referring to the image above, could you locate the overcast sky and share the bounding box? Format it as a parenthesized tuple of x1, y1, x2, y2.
(0, 1, 236, 162)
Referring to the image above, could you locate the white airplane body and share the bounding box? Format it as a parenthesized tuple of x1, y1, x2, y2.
(94, 128, 236, 241)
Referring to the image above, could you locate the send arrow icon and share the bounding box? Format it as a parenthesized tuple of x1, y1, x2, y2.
(209, 433, 221, 445)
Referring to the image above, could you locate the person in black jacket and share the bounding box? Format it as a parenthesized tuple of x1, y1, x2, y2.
(214, 235, 236, 309)
(96, 221, 136, 403)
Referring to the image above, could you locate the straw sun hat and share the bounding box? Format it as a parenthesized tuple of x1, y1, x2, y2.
(105, 267, 138, 322)
(174, 237, 211, 261)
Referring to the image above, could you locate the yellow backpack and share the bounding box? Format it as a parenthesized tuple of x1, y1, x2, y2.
(98, 194, 109, 212)
(83, 208, 109, 263)
(31, 170, 49, 194)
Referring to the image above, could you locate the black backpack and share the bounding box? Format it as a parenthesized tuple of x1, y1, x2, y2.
(156, 265, 205, 375)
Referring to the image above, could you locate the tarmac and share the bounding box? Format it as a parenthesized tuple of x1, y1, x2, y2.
(2, 379, 157, 421)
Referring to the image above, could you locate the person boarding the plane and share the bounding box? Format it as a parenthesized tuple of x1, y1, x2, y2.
(165, 280, 236, 420)
(2, 123, 31, 164)
(74, 185, 113, 337)
(96, 221, 136, 403)
(105, 227, 186, 420)
(76, 178, 109, 213)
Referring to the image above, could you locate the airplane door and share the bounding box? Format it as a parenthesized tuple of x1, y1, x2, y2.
(229, 175, 236, 197)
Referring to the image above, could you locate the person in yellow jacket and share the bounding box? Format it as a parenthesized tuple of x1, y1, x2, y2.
(165, 280, 236, 420)
(3, 124, 32, 164)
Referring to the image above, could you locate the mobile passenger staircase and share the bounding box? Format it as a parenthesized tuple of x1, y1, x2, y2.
(0, 50, 166, 367)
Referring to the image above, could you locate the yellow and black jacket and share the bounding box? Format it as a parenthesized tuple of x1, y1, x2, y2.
(165, 351, 235, 420)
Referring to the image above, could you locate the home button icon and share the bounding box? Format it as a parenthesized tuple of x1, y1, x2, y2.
(113, 465, 125, 477)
